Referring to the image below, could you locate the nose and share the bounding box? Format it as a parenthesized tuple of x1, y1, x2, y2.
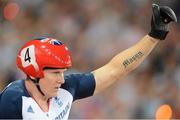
(57, 73, 65, 84)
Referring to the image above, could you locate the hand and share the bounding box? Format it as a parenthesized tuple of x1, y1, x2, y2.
(148, 4, 177, 40)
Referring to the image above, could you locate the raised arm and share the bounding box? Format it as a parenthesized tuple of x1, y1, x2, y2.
(92, 4, 177, 94)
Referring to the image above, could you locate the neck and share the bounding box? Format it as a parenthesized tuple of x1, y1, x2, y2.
(25, 79, 49, 102)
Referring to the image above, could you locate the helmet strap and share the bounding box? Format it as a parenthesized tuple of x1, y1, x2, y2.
(27, 76, 45, 96)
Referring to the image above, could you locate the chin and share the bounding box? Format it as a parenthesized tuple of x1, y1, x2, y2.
(48, 89, 59, 98)
(51, 92, 58, 97)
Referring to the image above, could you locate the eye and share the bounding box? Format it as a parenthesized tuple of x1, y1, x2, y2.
(53, 72, 60, 74)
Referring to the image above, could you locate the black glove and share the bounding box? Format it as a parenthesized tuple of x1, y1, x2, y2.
(148, 4, 177, 40)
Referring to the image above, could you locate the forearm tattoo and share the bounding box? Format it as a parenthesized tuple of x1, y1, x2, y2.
(123, 51, 144, 68)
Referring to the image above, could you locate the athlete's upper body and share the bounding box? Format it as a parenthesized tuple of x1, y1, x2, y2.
(0, 4, 177, 119)
(0, 72, 95, 119)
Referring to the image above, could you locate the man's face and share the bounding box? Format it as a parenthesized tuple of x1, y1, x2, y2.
(40, 68, 67, 97)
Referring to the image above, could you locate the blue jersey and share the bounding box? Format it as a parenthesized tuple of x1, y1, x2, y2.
(0, 73, 95, 119)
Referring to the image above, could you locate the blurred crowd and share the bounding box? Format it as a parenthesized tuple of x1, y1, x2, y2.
(0, 0, 179, 119)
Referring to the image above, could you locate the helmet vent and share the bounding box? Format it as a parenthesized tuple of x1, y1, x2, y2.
(50, 39, 63, 45)
(35, 38, 63, 46)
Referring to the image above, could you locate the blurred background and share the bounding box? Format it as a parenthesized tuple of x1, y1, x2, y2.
(0, 0, 179, 119)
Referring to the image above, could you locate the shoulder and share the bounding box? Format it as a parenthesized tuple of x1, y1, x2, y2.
(0, 80, 26, 118)
(61, 72, 96, 100)
(0, 80, 28, 103)
(64, 72, 95, 82)
(63, 72, 95, 87)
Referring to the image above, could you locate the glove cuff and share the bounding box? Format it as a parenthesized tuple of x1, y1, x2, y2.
(148, 29, 169, 40)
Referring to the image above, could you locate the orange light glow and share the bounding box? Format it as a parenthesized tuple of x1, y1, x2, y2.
(3, 2, 20, 21)
(156, 104, 173, 120)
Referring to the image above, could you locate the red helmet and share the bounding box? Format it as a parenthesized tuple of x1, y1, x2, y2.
(16, 37, 72, 78)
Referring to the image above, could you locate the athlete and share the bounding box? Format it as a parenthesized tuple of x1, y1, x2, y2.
(0, 4, 177, 119)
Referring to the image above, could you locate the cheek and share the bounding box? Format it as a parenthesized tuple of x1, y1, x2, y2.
(42, 77, 53, 86)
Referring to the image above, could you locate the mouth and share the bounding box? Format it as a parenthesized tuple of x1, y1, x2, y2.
(55, 87, 59, 89)
(54, 84, 61, 91)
